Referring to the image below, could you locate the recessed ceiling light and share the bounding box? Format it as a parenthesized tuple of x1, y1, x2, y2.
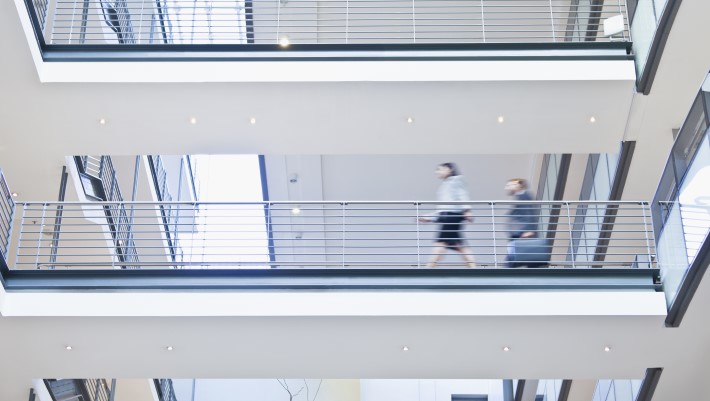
(291, 207, 301, 215)
(402, 346, 409, 352)
(502, 346, 511, 352)
(11, 192, 18, 197)
(604, 346, 611, 352)
(250, 117, 257, 125)
(65, 345, 73, 351)
(279, 37, 290, 47)
(589, 116, 597, 123)
(166, 346, 174, 351)
(407, 117, 414, 124)
(497, 115, 505, 123)
(190, 117, 198, 125)
(99, 118, 107, 125)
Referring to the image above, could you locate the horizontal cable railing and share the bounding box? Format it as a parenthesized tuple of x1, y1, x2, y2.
(32, 0, 630, 46)
(10, 200, 654, 269)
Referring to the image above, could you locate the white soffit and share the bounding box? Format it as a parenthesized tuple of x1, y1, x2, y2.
(35, 59, 635, 84)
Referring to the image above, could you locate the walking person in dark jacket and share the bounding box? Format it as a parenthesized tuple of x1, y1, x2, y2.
(505, 178, 538, 239)
(505, 178, 541, 267)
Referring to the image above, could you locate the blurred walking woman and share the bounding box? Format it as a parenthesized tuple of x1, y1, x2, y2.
(418, 163, 476, 268)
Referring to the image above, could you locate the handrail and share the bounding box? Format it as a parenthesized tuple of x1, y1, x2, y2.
(17, 200, 652, 205)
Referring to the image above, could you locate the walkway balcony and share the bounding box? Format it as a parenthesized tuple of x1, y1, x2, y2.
(0, 199, 660, 290)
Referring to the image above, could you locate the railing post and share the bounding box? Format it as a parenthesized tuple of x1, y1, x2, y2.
(480, 0, 486, 43)
(566, 202, 576, 268)
(36, 203, 48, 269)
(411, 0, 416, 43)
(490, 202, 497, 268)
(342, 202, 346, 269)
(641, 201, 653, 268)
(548, 0, 557, 41)
(415, 202, 421, 268)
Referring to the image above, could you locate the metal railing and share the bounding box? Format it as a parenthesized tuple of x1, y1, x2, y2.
(32, 0, 630, 46)
(0, 169, 15, 261)
(11, 200, 654, 269)
(44, 379, 113, 401)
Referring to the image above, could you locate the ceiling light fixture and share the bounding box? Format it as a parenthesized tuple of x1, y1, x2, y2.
(402, 346, 409, 352)
(604, 346, 611, 352)
(250, 117, 257, 125)
(279, 37, 290, 48)
(166, 346, 174, 351)
(497, 115, 505, 124)
(407, 117, 414, 124)
(11, 192, 18, 197)
(502, 346, 511, 352)
(65, 345, 73, 351)
(589, 116, 597, 123)
(99, 118, 107, 125)
(190, 117, 198, 125)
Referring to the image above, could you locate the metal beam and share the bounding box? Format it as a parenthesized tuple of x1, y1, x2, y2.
(515, 380, 539, 401)
(2, 267, 661, 291)
(636, 368, 663, 401)
(666, 230, 710, 327)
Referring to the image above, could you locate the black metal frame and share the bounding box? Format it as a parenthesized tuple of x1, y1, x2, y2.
(558, 380, 572, 401)
(0, 267, 661, 291)
(635, 368, 663, 401)
(592, 141, 636, 263)
(636, 0, 683, 95)
(259, 155, 277, 266)
(665, 229, 710, 327)
(147, 155, 179, 263)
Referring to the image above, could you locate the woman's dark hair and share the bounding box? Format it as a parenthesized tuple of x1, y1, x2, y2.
(439, 162, 460, 176)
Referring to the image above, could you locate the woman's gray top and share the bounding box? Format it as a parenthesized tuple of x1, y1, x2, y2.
(434, 175, 471, 215)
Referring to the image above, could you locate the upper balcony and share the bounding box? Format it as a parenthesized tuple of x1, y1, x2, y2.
(13, 0, 637, 84)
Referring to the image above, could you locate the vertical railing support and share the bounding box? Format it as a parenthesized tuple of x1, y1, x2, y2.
(490, 202, 497, 268)
(566, 202, 576, 268)
(415, 202, 421, 268)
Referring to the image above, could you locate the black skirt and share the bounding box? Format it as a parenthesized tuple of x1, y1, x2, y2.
(436, 212, 465, 250)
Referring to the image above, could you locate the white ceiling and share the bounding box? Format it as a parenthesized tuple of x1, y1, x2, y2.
(0, 0, 710, 399)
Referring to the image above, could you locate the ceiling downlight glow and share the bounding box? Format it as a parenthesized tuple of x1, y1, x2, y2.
(502, 346, 511, 352)
(497, 115, 505, 123)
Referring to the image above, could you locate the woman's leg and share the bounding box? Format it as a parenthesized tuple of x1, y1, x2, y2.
(451, 217, 476, 267)
(427, 241, 447, 267)
(454, 246, 477, 268)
